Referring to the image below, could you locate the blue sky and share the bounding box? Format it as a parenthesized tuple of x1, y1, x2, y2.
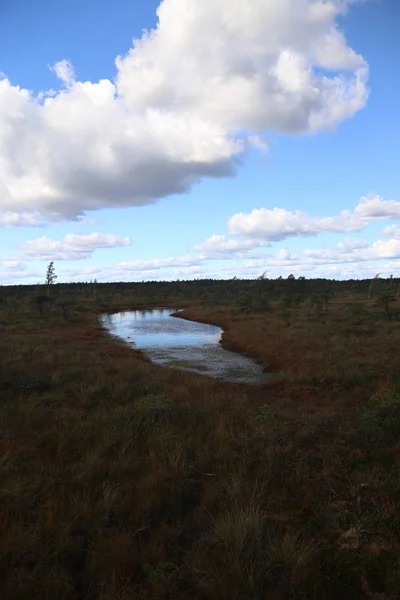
(0, 0, 399, 284)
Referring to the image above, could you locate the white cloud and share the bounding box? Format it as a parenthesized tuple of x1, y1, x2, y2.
(383, 225, 400, 239)
(0, 76, 240, 222)
(355, 195, 400, 220)
(0, 260, 40, 283)
(20, 233, 132, 261)
(115, 255, 202, 273)
(304, 238, 400, 264)
(193, 234, 270, 259)
(207, 234, 400, 275)
(228, 195, 400, 241)
(0, 212, 43, 227)
(60, 255, 204, 282)
(117, 0, 367, 134)
(75, 216, 103, 226)
(247, 135, 270, 153)
(0, 260, 26, 271)
(234, 236, 400, 270)
(170, 265, 206, 279)
(365, 239, 400, 261)
(49, 59, 76, 87)
(335, 238, 370, 252)
(5, 234, 400, 285)
(229, 206, 362, 240)
(0, 0, 368, 224)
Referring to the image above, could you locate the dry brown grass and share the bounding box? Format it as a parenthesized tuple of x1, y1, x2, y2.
(1, 292, 400, 599)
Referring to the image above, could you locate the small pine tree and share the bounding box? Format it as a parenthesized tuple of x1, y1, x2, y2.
(321, 288, 334, 313)
(376, 291, 396, 317)
(45, 262, 57, 297)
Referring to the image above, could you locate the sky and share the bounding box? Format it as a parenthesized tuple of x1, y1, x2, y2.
(0, 0, 399, 284)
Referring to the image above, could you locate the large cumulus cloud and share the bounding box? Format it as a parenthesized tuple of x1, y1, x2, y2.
(0, 0, 368, 223)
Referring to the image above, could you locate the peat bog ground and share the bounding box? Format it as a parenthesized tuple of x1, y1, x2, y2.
(1, 279, 400, 599)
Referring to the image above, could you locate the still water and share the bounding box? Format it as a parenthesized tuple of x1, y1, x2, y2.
(99, 308, 268, 383)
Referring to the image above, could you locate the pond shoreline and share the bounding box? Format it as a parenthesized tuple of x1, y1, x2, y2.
(99, 308, 269, 384)
(170, 308, 270, 374)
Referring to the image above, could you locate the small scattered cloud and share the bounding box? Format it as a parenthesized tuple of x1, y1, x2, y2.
(355, 196, 400, 220)
(229, 207, 362, 241)
(49, 59, 76, 87)
(193, 234, 270, 259)
(60, 255, 204, 283)
(228, 196, 400, 241)
(75, 216, 103, 227)
(0, 212, 43, 227)
(247, 136, 270, 154)
(0, 260, 40, 283)
(20, 233, 132, 261)
(115, 255, 202, 273)
(300, 238, 400, 265)
(383, 224, 400, 239)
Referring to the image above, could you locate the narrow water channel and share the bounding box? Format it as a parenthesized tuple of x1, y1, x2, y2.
(99, 308, 268, 383)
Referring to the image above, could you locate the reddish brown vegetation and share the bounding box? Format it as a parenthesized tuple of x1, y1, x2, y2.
(1, 291, 400, 599)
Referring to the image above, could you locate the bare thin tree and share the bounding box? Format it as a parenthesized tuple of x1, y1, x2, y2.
(45, 262, 57, 297)
(368, 273, 381, 301)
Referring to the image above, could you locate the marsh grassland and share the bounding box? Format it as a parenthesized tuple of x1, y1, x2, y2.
(1, 279, 400, 599)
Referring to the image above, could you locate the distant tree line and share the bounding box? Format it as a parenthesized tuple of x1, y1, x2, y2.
(1, 272, 400, 314)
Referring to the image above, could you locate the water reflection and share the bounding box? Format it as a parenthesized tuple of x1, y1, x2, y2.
(99, 308, 267, 384)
